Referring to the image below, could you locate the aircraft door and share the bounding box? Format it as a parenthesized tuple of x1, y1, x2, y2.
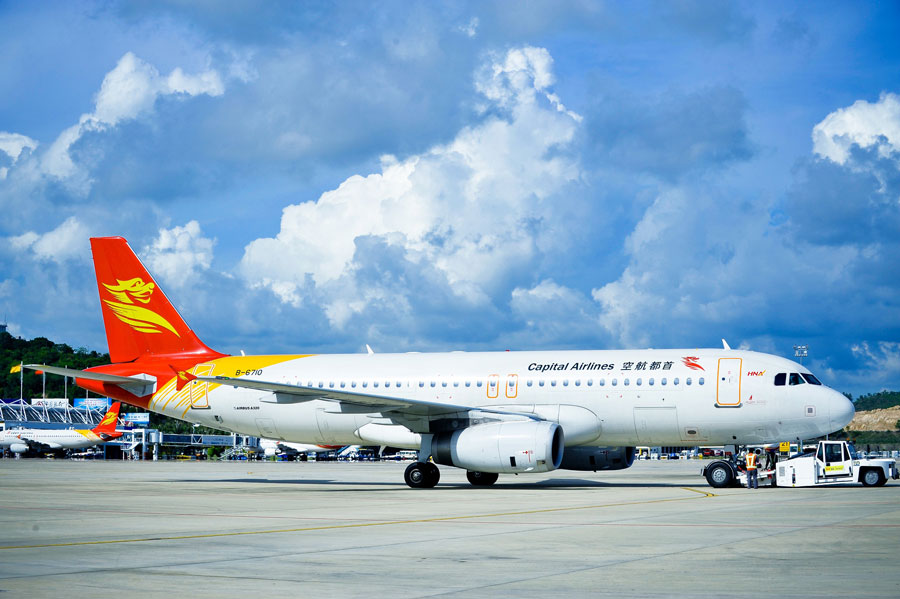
(256, 418, 283, 440)
(190, 364, 213, 409)
(633, 407, 680, 445)
(716, 358, 742, 407)
(505, 374, 518, 399)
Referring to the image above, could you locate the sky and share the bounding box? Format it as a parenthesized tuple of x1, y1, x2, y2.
(1, 1, 899, 396)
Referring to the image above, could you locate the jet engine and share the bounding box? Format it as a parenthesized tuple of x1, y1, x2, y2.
(431, 420, 564, 474)
(9, 443, 29, 454)
(559, 446, 636, 471)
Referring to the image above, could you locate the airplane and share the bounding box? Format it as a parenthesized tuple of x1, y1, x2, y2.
(258, 438, 343, 458)
(0, 401, 122, 455)
(24, 237, 855, 488)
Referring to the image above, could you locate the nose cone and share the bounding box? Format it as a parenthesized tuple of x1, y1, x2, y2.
(830, 390, 855, 431)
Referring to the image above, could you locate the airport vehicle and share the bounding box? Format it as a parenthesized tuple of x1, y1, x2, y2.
(0, 402, 122, 454)
(26, 237, 855, 488)
(702, 440, 899, 488)
(776, 440, 898, 487)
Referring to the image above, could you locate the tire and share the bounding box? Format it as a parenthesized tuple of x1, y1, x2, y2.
(405, 462, 435, 488)
(467, 471, 499, 486)
(861, 468, 885, 487)
(424, 462, 441, 488)
(705, 462, 734, 488)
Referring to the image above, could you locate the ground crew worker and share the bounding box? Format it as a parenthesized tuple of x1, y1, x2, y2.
(745, 449, 759, 489)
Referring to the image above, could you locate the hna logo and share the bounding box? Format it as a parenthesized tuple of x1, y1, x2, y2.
(103, 278, 180, 337)
(746, 370, 766, 377)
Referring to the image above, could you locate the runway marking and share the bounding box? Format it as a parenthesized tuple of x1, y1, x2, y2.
(0, 487, 716, 550)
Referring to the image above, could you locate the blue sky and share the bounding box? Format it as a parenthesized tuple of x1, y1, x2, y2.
(1, 1, 898, 395)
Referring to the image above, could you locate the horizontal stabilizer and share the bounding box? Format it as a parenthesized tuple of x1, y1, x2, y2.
(25, 365, 156, 395)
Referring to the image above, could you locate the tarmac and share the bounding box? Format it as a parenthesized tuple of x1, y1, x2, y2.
(0, 458, 898, 598)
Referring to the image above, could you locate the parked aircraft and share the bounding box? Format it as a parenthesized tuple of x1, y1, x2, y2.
(258, 438, 342, 458)
(26, 237, 854, 487)
(0, 402, 122, 454)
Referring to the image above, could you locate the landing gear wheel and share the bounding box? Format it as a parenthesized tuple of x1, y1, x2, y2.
(467, 471, 499, 486)
(425, 462, 441, 487)
(705, 463, 734, 488)
(405, 462, 439, 488)
(862, 468, 885, 487)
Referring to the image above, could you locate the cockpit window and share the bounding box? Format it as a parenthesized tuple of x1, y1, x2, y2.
(774, 373, 786, 386)
(801, 373, 822, 385)
(789, 373, 805, 385)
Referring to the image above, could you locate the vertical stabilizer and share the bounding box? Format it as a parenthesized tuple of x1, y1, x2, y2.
(92, 401, 121, 435)
(90, 237, 224, 363)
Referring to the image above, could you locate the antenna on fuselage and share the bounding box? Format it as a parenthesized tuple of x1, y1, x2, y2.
(366, 344, 375, 355)
(722, 339, 731, 350)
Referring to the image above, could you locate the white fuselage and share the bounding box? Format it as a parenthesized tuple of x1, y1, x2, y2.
(141, 348, 854, 451)
(0, 428, 109, 451)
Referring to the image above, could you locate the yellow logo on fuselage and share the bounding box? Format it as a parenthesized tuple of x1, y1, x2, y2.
(103, 278, 180, 337)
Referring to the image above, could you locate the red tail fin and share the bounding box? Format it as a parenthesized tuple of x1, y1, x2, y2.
(93, 401, 121, 434)
(90, 237, 224, 363)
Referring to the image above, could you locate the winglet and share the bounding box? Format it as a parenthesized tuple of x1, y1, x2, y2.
(722, 339, 731, 350)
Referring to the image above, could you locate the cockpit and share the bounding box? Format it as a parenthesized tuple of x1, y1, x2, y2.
(774, 372, 822, 386)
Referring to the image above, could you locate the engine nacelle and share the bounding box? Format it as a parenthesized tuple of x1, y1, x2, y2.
(559, 446, 636, 472)
(432, 421, 564, 474)
(9, 443, 29, 454)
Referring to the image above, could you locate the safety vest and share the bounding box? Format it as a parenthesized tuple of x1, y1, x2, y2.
(746, 453, 757, 469)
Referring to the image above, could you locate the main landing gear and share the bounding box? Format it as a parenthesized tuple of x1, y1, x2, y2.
(404, 461, 441, 488)
(466, 471, 499, 486)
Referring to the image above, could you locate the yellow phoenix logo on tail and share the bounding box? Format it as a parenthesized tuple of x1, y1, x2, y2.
(99, 412, 117, 426)
(103, 278, 180, 337)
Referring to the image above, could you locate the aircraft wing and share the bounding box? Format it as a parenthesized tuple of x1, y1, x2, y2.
(12, 434, 59, 452)
(195, 375, 538, 420)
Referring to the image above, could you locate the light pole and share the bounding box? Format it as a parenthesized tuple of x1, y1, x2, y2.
(793, 344, 808, 365)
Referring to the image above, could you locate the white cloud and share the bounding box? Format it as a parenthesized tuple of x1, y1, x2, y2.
(37, 52, 224, 192)
(0, 132, 38, 179)
(9, 216, 90, 263)
(240, 46, 582, 326)
(812, 92, 900, 165)
(143, 221, 216, 288)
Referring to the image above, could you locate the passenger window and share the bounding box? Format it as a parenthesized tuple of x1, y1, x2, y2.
(649, 378, 654, 386)
(477, 381, 483, 388)
(661, 377, 667, 385)
(674, 377, 679, 385)
(362, 382, 368, 388)
(624, 378, 630, 386)
(430, 381, 436, 387)
(699, 377, 705, 385)
(539, 380, 545, 387)
(599, 379, 605, 386)
(587, 379, 593, 386)
(801, 373, 822, 385)
(385, 382, 390, 388)
(442, 381, 448, 387)
(465, 381, 471, 387)
(453, 381, 459, 387)
(419, 381, 424, 387)
(527, 380, 533, 387)
(774, 373, 786, 386)
(686, 377, 692, 386)
(636, 378, 642, 386)
(374, 382, 379, 388)
(563, 380, 569, 386)
(789, 373, 805, 385)
(551, 380, 557, 387)
(351, 382, 357, 388)
(574, 380, 581, 387)
(340, 382, 345, 388)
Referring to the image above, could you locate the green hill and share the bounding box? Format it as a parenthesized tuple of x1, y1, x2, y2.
(1, 332, 110, 400)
